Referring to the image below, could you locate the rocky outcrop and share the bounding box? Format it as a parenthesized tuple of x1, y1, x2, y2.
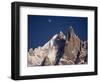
(44, 31, 66, 65)
(59, 26, 87, 65)
(27, 26, 88, 66)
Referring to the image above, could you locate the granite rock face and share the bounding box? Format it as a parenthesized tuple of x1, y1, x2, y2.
(27, 26, 87, 66)
(59, 26, 87, 65)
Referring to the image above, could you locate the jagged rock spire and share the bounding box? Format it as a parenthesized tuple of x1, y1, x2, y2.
(69, 26, 74, 33)
(67, 26, 75, 41)
(61, 26, 81, 63)
(60, 30, 63, 34)
(69, 26, 75, 36)
(59, 30, 66, 40)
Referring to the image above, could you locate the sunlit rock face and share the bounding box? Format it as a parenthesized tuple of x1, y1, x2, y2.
(27, 26, 88, 66)
(59, 26, 87, 65)
(44, 31, 66, 65)
(60, 26, 81, 64)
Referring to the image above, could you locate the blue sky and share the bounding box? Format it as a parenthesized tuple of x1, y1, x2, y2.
(28, 15, 87, 49)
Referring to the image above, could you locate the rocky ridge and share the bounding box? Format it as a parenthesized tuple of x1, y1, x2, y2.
(27, 26, 87, 66)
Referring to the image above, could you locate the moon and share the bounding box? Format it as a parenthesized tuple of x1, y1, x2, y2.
(48, 19, 52, 23)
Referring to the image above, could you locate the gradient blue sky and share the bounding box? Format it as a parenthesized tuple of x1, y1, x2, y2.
(28, 15, 87, 49)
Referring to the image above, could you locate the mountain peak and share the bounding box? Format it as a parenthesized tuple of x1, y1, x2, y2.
(59, 31, 66, 40)
(28, 26, 87, 66)
(67, 26, 76, 41)
(60, 30, 63, 34)
(69, 26, 74, 34)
